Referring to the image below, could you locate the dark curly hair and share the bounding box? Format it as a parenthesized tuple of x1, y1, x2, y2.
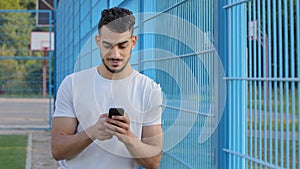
(98, 7, 135, 34)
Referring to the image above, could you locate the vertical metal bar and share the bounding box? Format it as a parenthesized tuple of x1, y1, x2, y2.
(253, 0, 258, 168)
(78, 0, 81, 71)
(72, 1, 75, 74)
(205, 1, 210, 167)
(53, 0, 57, 103)
(200, 1, 205, 166)
(232, 1, 237, 167)
(227, 0, 232, 167)
(267, 0, 272, 166)
(89, 0, 92, 67)
(297, 0, 300, 168)
(278, 0, 284, 168)
(196, 1, 202, 167)
(289, 0, 295, 169)
(239, 3, 245, 168)
(207, 1, 210, 166)
(211, 1, 215, 166)
(233, 1, 237, 167)
(241, 3, 246, 169)
(283, 1, 289, 168)
(216, 0, 229, 167)
(257, 1, 263, 167)
(262, 1, 267, 167)
(200, 1, 206, 166)
(272, 1, 278, 166)
(247, 1, 253, 168)
(138, 0, 143, 72)
(48, 10, 53, 129)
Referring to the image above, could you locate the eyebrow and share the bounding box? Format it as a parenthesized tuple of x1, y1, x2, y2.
(102, 39, 129, 46)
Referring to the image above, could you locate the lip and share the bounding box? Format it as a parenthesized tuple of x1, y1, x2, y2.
(110, 60, 122, 67)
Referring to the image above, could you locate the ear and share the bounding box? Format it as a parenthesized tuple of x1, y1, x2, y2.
(131, 35, 137, 50)
(95, 35, 101, 48)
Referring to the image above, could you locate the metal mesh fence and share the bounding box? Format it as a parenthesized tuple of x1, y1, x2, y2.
(0, 10, 53, 129)
(224, 0, 300, 168)
(55, 0, 224, 168)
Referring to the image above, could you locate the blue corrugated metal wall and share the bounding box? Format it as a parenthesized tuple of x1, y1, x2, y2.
(55, 0, 300, 169)
(55, 0, 225, 168)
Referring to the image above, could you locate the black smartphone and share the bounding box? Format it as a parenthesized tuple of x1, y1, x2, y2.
(108, 108, 124, 118)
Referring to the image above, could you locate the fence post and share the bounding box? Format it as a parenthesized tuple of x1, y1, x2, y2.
(214, 0, 228, 168)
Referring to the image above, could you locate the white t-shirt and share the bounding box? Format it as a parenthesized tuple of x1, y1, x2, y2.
(53, 67, 162, 169)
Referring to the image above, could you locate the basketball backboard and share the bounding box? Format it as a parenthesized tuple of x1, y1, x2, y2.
(30, 32, 54, 51)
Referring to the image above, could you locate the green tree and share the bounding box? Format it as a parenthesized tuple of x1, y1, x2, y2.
(24, 60, 43, 94)
(0, 0, 39, 95)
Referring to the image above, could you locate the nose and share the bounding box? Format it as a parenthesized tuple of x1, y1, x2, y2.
(110, 46, 120, 58)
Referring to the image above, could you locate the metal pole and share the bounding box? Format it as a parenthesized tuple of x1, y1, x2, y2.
(43, 48, 48, 97)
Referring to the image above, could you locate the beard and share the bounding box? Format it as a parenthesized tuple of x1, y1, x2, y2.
(102, 55, 131, 74)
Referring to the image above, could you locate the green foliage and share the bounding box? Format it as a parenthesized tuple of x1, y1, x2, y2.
(0, 0, 51, 96)
(0, 0, 23, 10)
(0, 0, 35, 56)
(24, 60, 43, 94)
(0, 60, 18, 85)
(0, 0, 35, 10)
(0, 134, 28, 169)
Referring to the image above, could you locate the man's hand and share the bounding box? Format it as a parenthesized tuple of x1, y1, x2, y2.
(86, 113, 113, 141)
(104, 113, 135, 143)
(104, 112, 163, 168)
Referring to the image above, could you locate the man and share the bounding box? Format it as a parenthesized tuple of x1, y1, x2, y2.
(51, 7, 163, 169)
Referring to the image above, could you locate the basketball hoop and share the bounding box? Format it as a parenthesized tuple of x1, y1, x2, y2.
(30, 31, 54, 97)
(30, 32, 54, 51)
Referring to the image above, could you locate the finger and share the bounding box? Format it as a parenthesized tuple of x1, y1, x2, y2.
(107, 119, 129, 132)
(105, 121, 127, 134)
(112, 115, 129, 124)
(114, 121, 129, 131)
(104, 121, 118, 130)
(105, 128, 117, 135)
(100, 113, 109, 118)
(98, 114, 108, 124)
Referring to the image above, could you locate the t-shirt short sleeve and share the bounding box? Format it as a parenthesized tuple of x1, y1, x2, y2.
(53, 75, 76, 118)
(143, 85, 162, 126)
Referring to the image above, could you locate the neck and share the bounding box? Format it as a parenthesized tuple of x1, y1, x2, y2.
(97, 65, 133, 80)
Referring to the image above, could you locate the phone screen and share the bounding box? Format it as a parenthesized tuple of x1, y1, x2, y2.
(108, 108, 124, 118)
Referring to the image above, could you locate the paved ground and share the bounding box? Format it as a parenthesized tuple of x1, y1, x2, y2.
(0, 98, 58, 168)
(0, 129, 59, 169)
(0, 98, 51, 128)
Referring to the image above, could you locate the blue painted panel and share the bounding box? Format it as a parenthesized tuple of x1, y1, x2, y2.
(74, 0, 80, 16)
(80, 0, 91, 22)
(118, 0, 138, 14)
(109, 0, 124, 7)
(80, 16, 91, 40)
(80, 0, 85, 6)
(92, 0, 107, 29)
(143, 0, 156, 13)
(55, 1, 230, 169)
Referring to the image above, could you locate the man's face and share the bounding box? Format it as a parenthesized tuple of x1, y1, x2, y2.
(96, 26, 136, 73)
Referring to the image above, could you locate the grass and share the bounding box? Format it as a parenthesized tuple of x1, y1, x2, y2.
(0, 94, 47, 98)
(248, 86, 299, 115)
(249, 120, 299, 132)
(247, 138, 299, 168)
(0, 134, 28, 169)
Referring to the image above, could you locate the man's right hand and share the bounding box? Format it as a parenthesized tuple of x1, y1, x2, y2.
(86, 113, 113, 141)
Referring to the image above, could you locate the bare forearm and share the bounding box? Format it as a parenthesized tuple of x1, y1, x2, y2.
(124, 137, 162, 169)
(105, 115, 163, 168)
(134, 150, 162, 169)
(51, 130, 93, 160)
